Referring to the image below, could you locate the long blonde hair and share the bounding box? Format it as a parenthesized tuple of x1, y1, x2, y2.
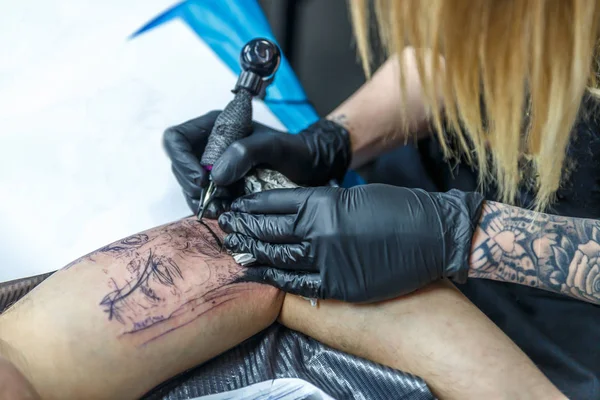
(350, 0, 600, 210)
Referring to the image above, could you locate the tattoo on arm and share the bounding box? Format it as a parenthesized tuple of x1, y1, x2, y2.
(63, 219, 256, 345)
(62, 234, 150, 270)
(328, 113, 351, 131)
(469, 202, 600, 304)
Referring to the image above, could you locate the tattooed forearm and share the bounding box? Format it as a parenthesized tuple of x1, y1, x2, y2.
(469, 201, 600, 304)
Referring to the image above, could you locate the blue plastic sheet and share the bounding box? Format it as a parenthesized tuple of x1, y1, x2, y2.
(132, 0, 364, 187)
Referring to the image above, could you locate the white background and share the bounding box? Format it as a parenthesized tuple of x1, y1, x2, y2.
(0, 0, 283, 282)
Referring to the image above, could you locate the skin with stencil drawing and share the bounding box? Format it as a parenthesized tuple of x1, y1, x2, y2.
(64, 218, 252, 346)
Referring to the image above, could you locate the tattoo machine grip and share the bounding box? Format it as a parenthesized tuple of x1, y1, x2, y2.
(200, 38, 281, 167)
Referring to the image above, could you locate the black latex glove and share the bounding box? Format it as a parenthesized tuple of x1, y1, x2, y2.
(163, 111, 352, 218)
(163, 111, 222, 217)
(219, 185, 484, 302)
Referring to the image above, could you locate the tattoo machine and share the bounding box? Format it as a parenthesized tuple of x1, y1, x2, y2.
(197, 38, 281, 220)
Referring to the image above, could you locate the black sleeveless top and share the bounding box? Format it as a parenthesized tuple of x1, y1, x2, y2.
(366, 95, 600, 399)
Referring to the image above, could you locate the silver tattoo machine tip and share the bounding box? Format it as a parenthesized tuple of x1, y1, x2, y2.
(197, 180, 216, 221)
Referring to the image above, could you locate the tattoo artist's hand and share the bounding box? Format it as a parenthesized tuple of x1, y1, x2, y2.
(163, 111, 352, 218)
(219, 185, 484, 302)
(163, 111, 222, 216)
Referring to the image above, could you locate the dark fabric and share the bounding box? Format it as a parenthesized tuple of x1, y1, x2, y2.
(365, 99, 600, 399)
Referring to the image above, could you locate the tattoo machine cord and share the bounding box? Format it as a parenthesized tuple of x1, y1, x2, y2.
(197, 38, 281, 220)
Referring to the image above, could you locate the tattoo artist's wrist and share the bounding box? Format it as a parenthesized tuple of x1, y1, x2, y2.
(327, 113, 351, 132)
(432, 191, 485, 284)
(467, 201, 541, 285)
(327, 113, 360, 169)
(467, 201, 600, 304)
(309, 117, 352, 182)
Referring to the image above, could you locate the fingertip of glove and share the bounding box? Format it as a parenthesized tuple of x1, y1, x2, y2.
(229, 198, 242, 211)
(232, 265, 268, 285)
(222, 233, 233, 249)
(209, 159, 232, 186)
(229, 192, 266, 212)
(223, 232, 244, 251)
(162, 127, 181, 156)
(211, 150, 251, 187)
(218, 212, 232, 230)
(230, 195, 257, 212)
(201, 200, 222, 219)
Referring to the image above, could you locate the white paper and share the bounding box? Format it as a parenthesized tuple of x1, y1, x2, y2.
(0, 0, 284, 282)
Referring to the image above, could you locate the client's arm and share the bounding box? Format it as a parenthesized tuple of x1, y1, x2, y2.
(469, 201, 600, 304)
(280, 280, 564, 400)
(0, 218, 283, 400)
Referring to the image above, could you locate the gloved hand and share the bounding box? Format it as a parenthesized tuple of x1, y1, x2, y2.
(163, 111, 352, 218)
(219, 185, 484, 302)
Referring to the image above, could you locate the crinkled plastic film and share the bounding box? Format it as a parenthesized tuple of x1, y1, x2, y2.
(144, 323, 434, 400)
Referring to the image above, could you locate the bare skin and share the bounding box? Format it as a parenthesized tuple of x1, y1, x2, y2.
(330, 47, 442, 169)
(280, 281, 562, 400)
(0, 351, 40, 400)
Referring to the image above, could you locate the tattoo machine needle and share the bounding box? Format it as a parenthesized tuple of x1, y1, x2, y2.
(197, 38, 281, 221)
(196, 180, 215, 221)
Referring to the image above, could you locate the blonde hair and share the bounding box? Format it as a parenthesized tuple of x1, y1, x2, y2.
(350, 0, 600, 210)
